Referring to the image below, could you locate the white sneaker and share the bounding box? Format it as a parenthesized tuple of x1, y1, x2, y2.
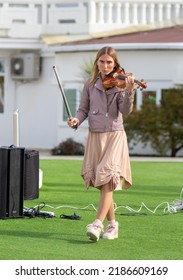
(86, 223, 103, 241)
(102, 221, 118, 240)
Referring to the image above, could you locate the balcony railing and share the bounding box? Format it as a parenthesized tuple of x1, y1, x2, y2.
(0, 0, 183, 39)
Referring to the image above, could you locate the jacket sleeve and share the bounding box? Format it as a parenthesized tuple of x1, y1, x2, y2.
(75, 80, 90, 125)
(118, 88, 135, 116)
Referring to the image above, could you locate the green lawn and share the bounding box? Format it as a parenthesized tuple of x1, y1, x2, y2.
(0, 159, 182, 260)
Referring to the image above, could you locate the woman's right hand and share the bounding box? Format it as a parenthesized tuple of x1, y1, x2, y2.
(67, 117, 79, 129)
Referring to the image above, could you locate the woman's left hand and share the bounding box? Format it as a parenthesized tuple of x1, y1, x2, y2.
(125, 74, 135, 94)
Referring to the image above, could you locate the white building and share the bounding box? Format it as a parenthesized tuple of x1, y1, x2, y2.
(0, 0, 183, 155)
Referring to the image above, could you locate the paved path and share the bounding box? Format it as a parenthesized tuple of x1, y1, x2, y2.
(40, 155, 183, 162)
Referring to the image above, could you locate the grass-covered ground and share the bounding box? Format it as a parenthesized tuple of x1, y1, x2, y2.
(0, 159, 182, 260)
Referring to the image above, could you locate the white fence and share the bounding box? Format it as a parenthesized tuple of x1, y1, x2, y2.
(0, 0, 183, 38)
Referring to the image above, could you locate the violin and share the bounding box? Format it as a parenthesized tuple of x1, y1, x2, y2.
(102, 67, 147, 90)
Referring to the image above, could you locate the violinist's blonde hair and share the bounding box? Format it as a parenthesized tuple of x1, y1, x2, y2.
(89, 46, 121, 86)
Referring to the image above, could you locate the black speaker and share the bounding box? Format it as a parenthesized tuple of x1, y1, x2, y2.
(24, 150, 39, 200)
(0, 146, 25, 218)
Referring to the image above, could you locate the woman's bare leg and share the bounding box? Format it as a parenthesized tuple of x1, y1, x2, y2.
(106, 199, 115, 221)
(86, 182, 117, 241)
(96, 183, 115, 222)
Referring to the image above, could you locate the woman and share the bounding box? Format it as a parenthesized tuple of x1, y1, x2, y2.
(68, 46, 135, 241)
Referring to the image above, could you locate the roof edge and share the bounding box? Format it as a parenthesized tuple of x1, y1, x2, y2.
(46, 42, 183, 53)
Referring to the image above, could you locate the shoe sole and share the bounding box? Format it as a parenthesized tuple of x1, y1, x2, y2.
(86, 231, 99, 242)
(102, 234, 118, 240)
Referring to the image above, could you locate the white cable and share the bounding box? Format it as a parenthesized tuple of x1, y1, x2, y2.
(115, 188, 183, 214)
(114, 201, 176, 214)
(29, 201, 175, 215)
(169, 187, 183, 212)
(32, 203, 97, 212)
(25, 188, 183, 215)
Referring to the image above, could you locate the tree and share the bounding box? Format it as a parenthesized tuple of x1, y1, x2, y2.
(125, 88, 183, 157)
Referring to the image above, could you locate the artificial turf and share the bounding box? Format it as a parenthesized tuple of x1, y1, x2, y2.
(0, 159, 182, 260)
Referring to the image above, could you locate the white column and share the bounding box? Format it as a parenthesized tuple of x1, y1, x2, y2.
(114, 2, 122, 24)
(98, 2, 104, 24)
(123, 2, 130, 25)
(149, 3, 155, 24)
(174, 3, 180, 19)
(106, 2, 113, 24)
(88, 0, 96, 24)
(141, 3, 147, 25)
(13, 109, 20, 147)
(180, 4, 183, 19)
(157, 3, 163, 21)
(132, 3, 138, 25)
(165, 3, 171, 21)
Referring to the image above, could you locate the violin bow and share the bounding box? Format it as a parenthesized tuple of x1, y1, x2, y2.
(53, 66, 72, 119)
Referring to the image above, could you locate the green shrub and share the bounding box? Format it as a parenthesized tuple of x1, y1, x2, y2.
(52, 138, 84, 155)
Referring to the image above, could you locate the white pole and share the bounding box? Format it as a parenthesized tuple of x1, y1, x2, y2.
(13, 109, 20, 146)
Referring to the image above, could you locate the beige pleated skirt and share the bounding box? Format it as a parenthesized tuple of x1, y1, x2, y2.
(81, 130, 132, 190)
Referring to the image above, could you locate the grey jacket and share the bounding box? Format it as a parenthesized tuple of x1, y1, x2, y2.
(75, 75, 135, 132)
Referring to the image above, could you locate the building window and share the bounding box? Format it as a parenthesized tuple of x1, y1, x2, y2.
(0, 59, 5, 113)
(142, 90, 156, 105)
(136, 89, 157, 110)
(63, 88, 81, 121)
(0, 59, 5, 73)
